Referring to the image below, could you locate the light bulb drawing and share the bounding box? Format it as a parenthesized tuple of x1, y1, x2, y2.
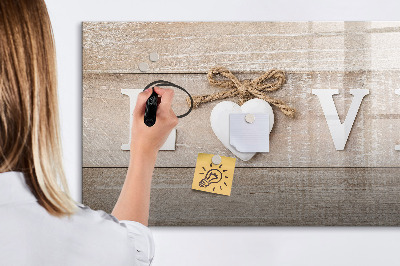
(198, 162, 229, 191)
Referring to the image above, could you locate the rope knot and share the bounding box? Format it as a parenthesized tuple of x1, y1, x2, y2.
(240, 79, 252, 91)
(187, 66, 296, 117)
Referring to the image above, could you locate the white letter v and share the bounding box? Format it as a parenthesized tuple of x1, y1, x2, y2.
(312, 89, 369, 150)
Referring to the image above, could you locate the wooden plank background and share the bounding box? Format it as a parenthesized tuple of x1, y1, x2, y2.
(82, 22, 400, 225)
(83, 167, 400, 226)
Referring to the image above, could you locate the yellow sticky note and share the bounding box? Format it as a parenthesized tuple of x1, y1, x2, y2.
(192, 153, 236, 196)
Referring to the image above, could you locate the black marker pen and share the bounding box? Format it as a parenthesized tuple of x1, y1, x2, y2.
(144, 87, 159, 127)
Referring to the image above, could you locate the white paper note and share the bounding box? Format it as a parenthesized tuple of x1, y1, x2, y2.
(229, 113, 270, 152)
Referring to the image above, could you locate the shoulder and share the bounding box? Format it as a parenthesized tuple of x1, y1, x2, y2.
(74, 202, 120, 224)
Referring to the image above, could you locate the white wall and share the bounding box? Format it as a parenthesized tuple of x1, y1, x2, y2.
(45, 0, 400, 265)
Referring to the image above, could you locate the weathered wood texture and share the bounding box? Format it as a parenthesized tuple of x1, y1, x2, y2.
(83, 167, 400, 226)
(83, 72, 400, 167)
(82, 22, 400, 225)
(83, 21, 400, 73)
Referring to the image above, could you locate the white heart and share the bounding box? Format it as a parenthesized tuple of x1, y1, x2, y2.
(210, 99, 274, 161)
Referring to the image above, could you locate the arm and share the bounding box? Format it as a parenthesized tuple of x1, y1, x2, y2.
(111, 87, 178, 226)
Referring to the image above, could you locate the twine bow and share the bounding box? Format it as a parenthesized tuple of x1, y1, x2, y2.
(186, 66, 295, 117)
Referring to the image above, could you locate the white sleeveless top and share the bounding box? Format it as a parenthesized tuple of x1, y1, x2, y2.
(0, 171, 155, 265)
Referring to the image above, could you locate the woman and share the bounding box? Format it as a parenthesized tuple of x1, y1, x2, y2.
(0, 0, 178, 265)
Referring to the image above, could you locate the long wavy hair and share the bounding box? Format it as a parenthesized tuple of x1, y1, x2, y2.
(0, 0, 76, 216)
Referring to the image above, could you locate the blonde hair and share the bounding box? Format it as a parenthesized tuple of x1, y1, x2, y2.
(0, 0, 76, 216)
